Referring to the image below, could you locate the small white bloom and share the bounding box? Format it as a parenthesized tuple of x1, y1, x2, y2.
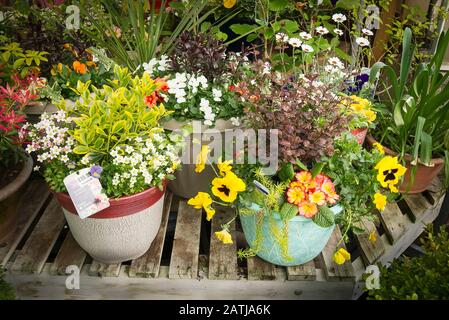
(332, 13, 347, 23)
(356, 37, 370, 47)
(315, 26, 329, 35)
(230, 117, 240, 127)
(262, 62, 271, 75)
(299, 32, 312, 40)
(212, 88, 222, 102)
(275, 32, 289, 43)
(334, 28, 343, 36)
(362, 28, 374, 36)
(301, 44, 314, 53)
(328, 57, 344, 69)
(33, 165, 40, 171)
(288, 37, 302, 48)
(199, 98, 210, 109)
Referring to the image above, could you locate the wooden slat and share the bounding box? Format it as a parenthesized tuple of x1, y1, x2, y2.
(404, 194, 431, 222)
(11, 197, 65, 274)
(88, 261, 121, 277)
(354, 217, 385, 265)
(287, 260, 316, 281)
(208, 207, 238, 280)
(50, 231, 86, 275)
(378, 201, 408, 244)
(426, 176, 445, 204)
(319, 226, 355, 282)
(0, 180, 50, 266)
(129, 192, 172, 278)
(168, 200, 202, 279)
(247, 256, 276, 281)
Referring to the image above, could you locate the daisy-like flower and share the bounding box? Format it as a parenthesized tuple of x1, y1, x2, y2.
(333, 248, 351, 265)
(328, 57, 344, 69)
(374, 156, 407, 193)
(275, 32, 289, 43)
(211, 171, 246, 203)
(299, 32, 312, 40)
(373, 192, 387, 211)
(298, 202, 318, 218)
(332, 13, 347, 23)
(334, 28, 343, 36)
(356, 37, 370, 47)
(195, 145, 210, 173)
(287, 187, 306, 205)
(362, 28, 374, 36)
(301, 44, 314, 53)
(188, 192, 216, 220)
(215, 229, 233, 244)
(288, 37, 302, 48)
(315, 26, 329, 35)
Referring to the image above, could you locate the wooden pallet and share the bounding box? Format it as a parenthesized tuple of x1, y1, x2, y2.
(1, 177, 445, 300)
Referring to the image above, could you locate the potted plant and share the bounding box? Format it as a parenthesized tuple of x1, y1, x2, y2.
(26, 65, 181, 264)
(369, 27, 449, 193)
(0, 44, 45, 239)
(146, 31, 248, 199)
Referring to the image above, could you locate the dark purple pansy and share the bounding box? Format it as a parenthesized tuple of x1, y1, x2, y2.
(346, 73, 369, 93)
(89, 165, 103, 178)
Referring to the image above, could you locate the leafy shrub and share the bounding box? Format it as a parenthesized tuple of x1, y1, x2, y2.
(368, 226, 449, 300)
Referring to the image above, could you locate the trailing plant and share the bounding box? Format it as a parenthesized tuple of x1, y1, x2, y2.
(26, 65, 181, 198)
(367, 226, 449, 300)
(370, 27, 449, 187)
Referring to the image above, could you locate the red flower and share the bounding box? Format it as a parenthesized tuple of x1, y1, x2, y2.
(229, 85, 236, 92)
(155, 78, 169, 92)
(145, 92, 158, 107)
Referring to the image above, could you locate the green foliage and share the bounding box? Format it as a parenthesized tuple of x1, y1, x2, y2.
(368, 226, 449, 300)
(312, 205, 335, 228)
(81, 0, 216, 72)
(371, 28, 449, 184)
(0, 268, 15, 300)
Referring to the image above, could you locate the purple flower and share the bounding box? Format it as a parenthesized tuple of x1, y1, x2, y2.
(89, 165, 103, 178)
(346, 73, 369, 93)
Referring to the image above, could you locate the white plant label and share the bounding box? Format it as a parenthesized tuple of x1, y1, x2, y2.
(63, 168, 110, 219)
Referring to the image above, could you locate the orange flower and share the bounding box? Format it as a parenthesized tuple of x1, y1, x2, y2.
(287, 187, 305, 205)
(73, 61, 87, 74)
(309, 191, 326, 206)
(298, 202, 318, 218)
(144, 92, 158, 107)
(295, 171, 312, 184)
(155, 78, 169, 92)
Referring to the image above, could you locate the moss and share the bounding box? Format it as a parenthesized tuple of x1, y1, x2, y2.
(0, 268, 15, 300)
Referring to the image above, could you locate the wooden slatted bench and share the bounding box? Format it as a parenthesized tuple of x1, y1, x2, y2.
(1, 177, 445, 300)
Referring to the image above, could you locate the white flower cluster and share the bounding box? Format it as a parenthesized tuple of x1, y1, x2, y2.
(140, 55, 170, 76)
(325, 57, 345, 73)
(26, 111, 76, 170)
(109, 133, 181, 189)
(276, 33, 315, 53)
(166, 72, 208, 104)
(199, 98, 215, 126)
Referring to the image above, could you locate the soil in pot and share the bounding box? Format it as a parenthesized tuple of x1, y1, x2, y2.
(366, 135, 444, 194)
(0, 161, 24, 190)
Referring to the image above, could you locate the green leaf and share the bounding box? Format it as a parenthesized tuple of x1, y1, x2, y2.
(295, 159, 308, 171)
(393, 101, 405, 127)
(73, 145, 90, 155)
(230, 24, 258, 35)
(312, 206, 335, 228)
(268, 0, 289, 11)
(420, 132, 432, 166)
(278, 163, 295, 181)
(311, 162, 325, 178)
(412, 117, 426, 165)
(336, 0, 361, 9)
(279, 202, 298, 221)
(444, 151, 449, 189)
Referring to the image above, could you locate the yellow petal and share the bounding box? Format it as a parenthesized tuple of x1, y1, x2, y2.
(368, 231, 377, 244)
(205, 205, 216, 221)
(215, 230, 233, 244)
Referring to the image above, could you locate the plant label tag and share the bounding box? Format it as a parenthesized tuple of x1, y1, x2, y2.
(63, 168, 110, 219)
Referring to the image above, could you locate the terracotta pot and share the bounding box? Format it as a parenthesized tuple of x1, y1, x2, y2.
(54, 182, 166, 264)
(366, 135, 444, 194)
(350, 128, 368, 145)
(0, 153, 33, 243)
(163, 119, 240, 199)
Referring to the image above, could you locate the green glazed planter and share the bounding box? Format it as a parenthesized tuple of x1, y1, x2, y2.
(239, 203, 343, 266)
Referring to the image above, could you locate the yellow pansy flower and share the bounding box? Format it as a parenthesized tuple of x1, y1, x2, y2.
(215, 229, 233, 244)
(212, 171, 246, 203)
(364, 109, 376, 122)
(187, 192, 216, 221)
(223, 0, 237, 9)
(217, 158, 232, 176)
(375, 156, 407, 192)
(195, 145, 210, 173)
(373, 142, 385, 154)
(373, 192, 387, 211)
(333, 248, 351, 265)
(368, 231, 377, 244)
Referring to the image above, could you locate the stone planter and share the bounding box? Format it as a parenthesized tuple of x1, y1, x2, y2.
(163, 118, 240, 199)
(239, 202, 343, 266)
(366, 134, 444, 194)
(54, 182, 167, 264)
